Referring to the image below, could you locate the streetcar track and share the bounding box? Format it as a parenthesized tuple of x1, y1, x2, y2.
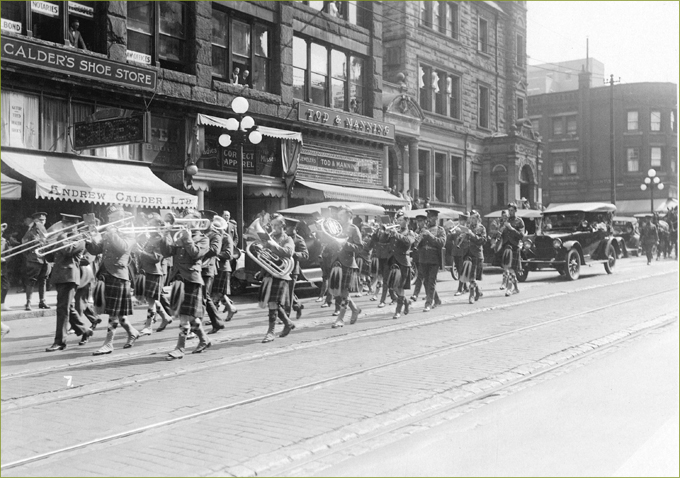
(1, 286, 676, 472)
(1, 269, 674, 383)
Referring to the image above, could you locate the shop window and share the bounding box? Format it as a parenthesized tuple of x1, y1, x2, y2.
(42, 97, 68, 153)
(651, 147, 662, 168)
(127, 1, 188, 73)
(478, 17, 488, 54)
(567, 159, 578, 175)
(495, 182, 506, 208)
(212, 8, 271, 92)
(1, 90, 39, 149)
(478, 84, 489, 129)
(627, 110, 638, 131)
(434, 152, 445, 202)
(553, 160, 564, 176)
(651, 110, 661, 131)
(626, 148, 639, 172)
(450, 156, 461, 204)
(331, 50, 347, 110)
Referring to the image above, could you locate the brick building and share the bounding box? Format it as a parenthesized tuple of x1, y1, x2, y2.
(529, 69, 678, 214)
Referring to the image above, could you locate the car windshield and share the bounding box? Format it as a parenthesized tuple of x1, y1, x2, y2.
(542, 212, 584, 231)
(612, 221, 634, 235)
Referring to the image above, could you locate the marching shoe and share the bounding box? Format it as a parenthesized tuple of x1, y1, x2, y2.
(207, 324, 225, 335)
(123, 331, 140, 349)
(315, 297, 324, 302)
(90, 317, 103, 331)
(45, 343, 66, 352)
(332, 308, 347, 328)
(377, 302, 386, 308)
(280, 322, 296, 338)
(156, 317, 173, 332)
(93, 343, 114, 355)
(226, 308, 238, 321)
(296, 304, 304, 320)
(24, 301, 32, 311)
(321, 302, 331, 308)
(331, 309, 340, 316)
(192, 341, 212, 354)
(186, 331, 197, 340)
(350, 307, 362, 325)
(79, 329, 94, 346)
(167, 349, 184, 360)
(403, 300, 410, 315)
(423, 305, 432, 312)
(39, 301, 51, 310)
(370, 295, 378, 301)
(410, 295, 417, 303)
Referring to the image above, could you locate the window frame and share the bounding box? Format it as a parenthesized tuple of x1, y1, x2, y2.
(303, 1, 369, 28)
(434, 151, 445, 202)
(516, 34, 525, 67)
(450, 155, 461, 204)
(626, 110, 639, 131)
(567, 158, 578, 175)
(478, 84, 490, 129)
(553, 159, 564, 176)
(626, 147, 640, 173)
(477, 17, 489, 54)
(650, 146, 662, 168)
(650, 110, 662, 132)
(419, 64, 461, 120)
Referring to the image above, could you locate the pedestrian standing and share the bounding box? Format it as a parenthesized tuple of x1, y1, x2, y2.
(501, 203, 525, 296)
(640, 215, 659, 265)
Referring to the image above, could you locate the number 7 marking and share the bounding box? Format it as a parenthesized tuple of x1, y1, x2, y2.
(64, 376, 73, 387)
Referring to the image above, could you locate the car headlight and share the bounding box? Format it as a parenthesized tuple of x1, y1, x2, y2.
(552, 238, 562, 249)
(523, 239, 533, 250)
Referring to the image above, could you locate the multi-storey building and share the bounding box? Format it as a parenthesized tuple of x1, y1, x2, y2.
(382, 0, 542, 213)
(529, 68, 678, 214)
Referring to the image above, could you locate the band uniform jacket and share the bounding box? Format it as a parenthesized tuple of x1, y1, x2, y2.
(201, 230, 223, 278)
(640, 223, 659, 246)
(216, 232, 234, 273)
(262, 232, 294, 278)
(48, 236, 85, 285)
(416, 224, 446, 265)
(370, 230, 392, 259)
(291, 233, 309, 276)
(137, 234, 165, 276)
(22, 223, 48, 265)
(161, 230, 209, 285)
(501, 216, 525, 248)
(466, 224, 487, 260)
(388, 228, 415, 267)
(86, 230, 135, 281)
(336, 223, 363, 268)
(447, 225, 470, 259)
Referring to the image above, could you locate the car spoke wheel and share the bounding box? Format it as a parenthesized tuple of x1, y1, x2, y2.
(564, 249, 581, 280)
(604, 244, 616, 274)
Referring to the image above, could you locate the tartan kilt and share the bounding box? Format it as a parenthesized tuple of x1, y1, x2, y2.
(258, 277, 289, 307)
(501, 244, 521, 272)
(329, 264, 359, 294)
(212, 270, 231, 297)
(103, 274, 133, 316)
(462, 254, 483, 282)
(143, 273, 164, 301)
(179, 281, 204, 318)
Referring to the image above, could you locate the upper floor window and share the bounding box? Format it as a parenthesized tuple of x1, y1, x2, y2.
(650, 110, 661, 131)
(651, 147, 662, 168)
(552, 117, 564, 136)
(567, 159, 578, 175)
(672, 110, 677, 132)
(420, 1, 458, 39)
(516, 34, 525, 67)
(671, 148, 677, 173)
(626, 148, 640, 172)
(627, 110, 639, 131)
(478, 17, 488, 54)
(212, 8, 271, 92)
(303, 1, 369, 28)
(447, 3, 459, 39)
(419, 66, 460, 120)
(553, 160, 564, 175)
(517, 97, 525, 119)
(478, 84, 490, 129)
(127, 1, 188, 73)
(293, 36, 365, 115)
(566, 116, 577, 135)
(420, 1, 433, 29)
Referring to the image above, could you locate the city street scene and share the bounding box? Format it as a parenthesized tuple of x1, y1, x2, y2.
(1, 1, 678, 476)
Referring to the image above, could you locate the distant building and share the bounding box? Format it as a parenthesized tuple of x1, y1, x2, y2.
(528, 58, 604, 95)
(529, 69, 677, 214)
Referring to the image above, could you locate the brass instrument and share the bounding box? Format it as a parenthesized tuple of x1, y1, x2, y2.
(1, 220, 85, 260)
(316, 217, 347, 245)
(245, 220, 294, 280)
(117, 218, 210, 236)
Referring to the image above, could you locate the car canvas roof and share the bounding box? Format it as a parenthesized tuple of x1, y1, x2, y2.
(544, 202, 617, 214)
(485, 209, 542, 219)
(613, 216, 638, 222)
(403, 208, 462, 220)
(278, 201, 385, 217)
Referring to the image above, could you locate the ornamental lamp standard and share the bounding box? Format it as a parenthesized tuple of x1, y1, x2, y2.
(218, 97, 262, 250)
(639, 168, 664, 215)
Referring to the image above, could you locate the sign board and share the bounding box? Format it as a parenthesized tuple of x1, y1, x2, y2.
(31, 1, 59, 17)
(297, 102, 395, 141)
(73, 112, 150, 150)
(1, 18, 22, 33)
(68, 1, 93, 18)
(1, 37, 157, 91)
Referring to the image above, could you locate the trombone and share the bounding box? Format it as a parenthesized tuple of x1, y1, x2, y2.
(116, 218, 211, 235)
(1, 220, 85, 260)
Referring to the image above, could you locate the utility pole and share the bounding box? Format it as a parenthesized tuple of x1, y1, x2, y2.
(605, 74, 621, 205)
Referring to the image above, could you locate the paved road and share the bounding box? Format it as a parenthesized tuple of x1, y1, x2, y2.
(1, 257, 677, 476)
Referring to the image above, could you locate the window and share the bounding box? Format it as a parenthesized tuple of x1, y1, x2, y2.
(552, 117, 564, 136)
(473, 171, 482, 205)
(671, 148, 677, 174)
(304, 1, 369, 28)
(651, 110, 661, 131)
(553, 160, 564, 175)
(627, 111, 639, 131)
(478, 85, 489, 129)
(420, 66, 460, 119)
(651, 147, 662, 168)
(418, 149, 429, 200)
(566, 116, 577, 135)
(495, 182, 506, 208)
(419, 65, 432, 112)
(127, 1, 188, 72)
(450, 156, 461, 204)
(447, 3, 459, 39)
(448, 75, 461, 120)
(420, 1, 433, 28)
(517, 97, 525, 119)
(433, 71, 445, 115)
(294, 37, 366, 114)
(567, 159, 578, 175)
(1, 90, 39, 149)
(434, 152, 445, 202)
(626, 148, 639, 172)
(516, 34, 525, 67)
(478, 17, 488, 54)
(42, 96, 68, 153)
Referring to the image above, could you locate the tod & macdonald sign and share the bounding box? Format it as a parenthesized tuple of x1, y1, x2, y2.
(1, 36, 157, 91)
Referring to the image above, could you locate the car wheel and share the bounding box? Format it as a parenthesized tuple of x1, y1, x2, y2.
(230, 277, 248, 295)
(516, 266, 529, 283)
(564, 249, 581, 280)
(604, 244, 616, 274)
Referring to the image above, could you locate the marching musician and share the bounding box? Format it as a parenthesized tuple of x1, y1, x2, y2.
(22, 212, 52, 311)
(416, 209, 446, 312)
(409, 213, 427, 303)
(500, 202, 525, 296)
(464, 211, 487, 304)
(199, 210, 226, 335)
(317, 206, 341, 315)
(447, 213, 470, 296)
(161, 211, 211, 359)
(386, 211, 415, 319)
(88, 206, 141, 355)
(257, 214, 296, 343)
(369, 218, 394, 308)
(44, 214, 93, 351)
(135, 213, 173, 336)
(285, 218, 309, 320)
(212, 220, 238, 322)
(326, 205, 363, 328)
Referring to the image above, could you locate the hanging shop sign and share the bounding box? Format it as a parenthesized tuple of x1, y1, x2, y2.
(68, 1, 94, 18)
(1, 37, 157, 91)
(31, 1, 59, 17)
(297, 102, 395, 141)
(73, 112, 150, 150)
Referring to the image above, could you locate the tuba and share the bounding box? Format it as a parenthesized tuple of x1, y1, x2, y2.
(245, 220, 294, 280)
(317, 217, 347, 245)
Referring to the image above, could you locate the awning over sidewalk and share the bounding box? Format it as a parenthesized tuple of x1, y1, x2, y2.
(1, 151, 197, 208)
(1, 173, 21, 200)
(295, 180, 409, 207)
(613, 198, 678, 215)
(196, 114, 303, 143)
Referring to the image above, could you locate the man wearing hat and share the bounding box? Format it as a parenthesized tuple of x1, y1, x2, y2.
(87, 205, 141, 355)
(317, 205, 341, 313)
(212, 220, 238, 322)
(369, 217, 395, 308)
(410, 213, 427, 302)
(640, 214, 659, 265)
(22, 212, 52, 311)
(285, 217, 309, 320)
(44, 214, 93, 351)
(464, 211, 487, 304)
(416, 209, 446, 312)
(386, 211, 415, 319)
(446, 212, 470, 296)
(198, 210, 226, 335)
(500, 202, 525, 296)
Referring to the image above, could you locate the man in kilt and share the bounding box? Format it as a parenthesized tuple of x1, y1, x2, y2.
(317, 206, 341, 314)
(416, 209, 446, 312)
(463, 211, 487, 304)
(257, 214, 296, 343)
(369, 220, 393, 308)
(135, 214, 173, 336)
(285, 218, 309, 320)
(88, 206, 141, 355)
(22, 212, 52, 311)
(410, 214, 427, 302)
(386, 211, 415, 319)
(161, 211, 211, 359)
(326, 205, 363, 328)
(500, 202, 525, 296)
(198, 211, 226, 335)
(212, 221, 238, 322)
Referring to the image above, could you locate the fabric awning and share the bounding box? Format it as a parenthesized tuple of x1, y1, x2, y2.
(295, 180, 409, 207)
(196, 114, 303, 143)
(1, 173, 22, 200)
(611, 199, 677, 215)
(1, 152, 197, 208)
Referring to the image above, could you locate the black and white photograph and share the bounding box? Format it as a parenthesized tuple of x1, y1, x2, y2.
(1, 1, 678, 476)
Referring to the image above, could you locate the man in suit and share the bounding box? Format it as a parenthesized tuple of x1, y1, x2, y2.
(67, 19, 87, 50)
(45, 214, 93, 351)
(416, 209, 446, 312)
(386, 211, 415, 319)
(22, 212, 52, 311)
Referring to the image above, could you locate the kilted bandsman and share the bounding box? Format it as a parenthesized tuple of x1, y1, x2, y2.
(212, 224, 238, 322)
(326, 205, 363, 328)
(416, 209, 446, 312)
(463, 211, 487, 304)
(317, 206, 342, 313)
(285, 218, 309, 320)
(257, 214, 296, 343)
(369, 221, 393, 307)
(161, 211, 211, 359)
(386, 211, 415, 319)
(87, 206, 141, 355)
(199, 210, 226, 335)
(22, 212, 52, 311)
(410, 214, 427, 302)
(501, 202, 525, 296)
(447, 213, 470, 296)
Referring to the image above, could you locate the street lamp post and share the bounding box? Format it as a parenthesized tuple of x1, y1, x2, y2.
(218, 97, 262, 250)
(640, 168, 665, 215)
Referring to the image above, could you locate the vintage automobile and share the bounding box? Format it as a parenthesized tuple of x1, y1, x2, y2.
(522, 202, 620, 281)
(612, 216, 641, 257)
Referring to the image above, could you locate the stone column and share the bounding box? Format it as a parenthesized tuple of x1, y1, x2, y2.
(409, 139, 419, 199)
(383, 146, 390, 189)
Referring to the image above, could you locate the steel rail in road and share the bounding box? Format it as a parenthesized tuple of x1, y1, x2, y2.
(2, 285, 676, 472)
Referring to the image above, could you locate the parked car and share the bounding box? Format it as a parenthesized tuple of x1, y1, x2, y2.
(522, 202, 620, 281)
(612, 216, 640, 257)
